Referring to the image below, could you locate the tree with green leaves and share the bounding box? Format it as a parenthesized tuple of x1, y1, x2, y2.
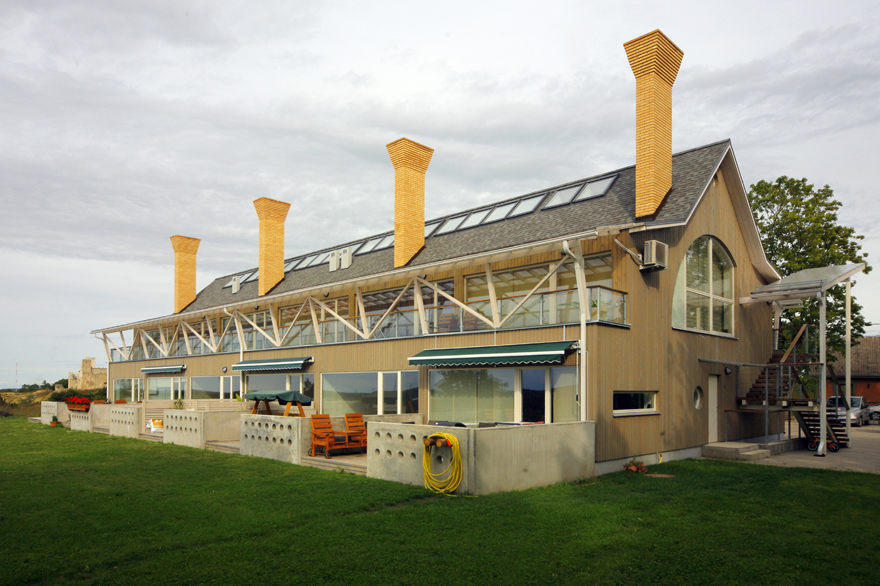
(748, 176, 871, 358)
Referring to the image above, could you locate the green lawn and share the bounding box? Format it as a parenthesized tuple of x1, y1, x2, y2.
(1, 417, 878, 586)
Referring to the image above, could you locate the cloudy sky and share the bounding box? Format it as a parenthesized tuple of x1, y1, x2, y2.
(1, 1, 878, 387)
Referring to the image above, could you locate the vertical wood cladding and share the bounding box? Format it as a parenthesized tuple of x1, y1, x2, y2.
(387, 138, 434, 269)
(253, 197, 291, 296)
(624, 30, 684, 219)
(591, 166, 773, 461)
(170, 235, 200, 313)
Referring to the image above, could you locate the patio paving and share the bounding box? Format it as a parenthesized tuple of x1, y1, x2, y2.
(759, 421, 880, 475)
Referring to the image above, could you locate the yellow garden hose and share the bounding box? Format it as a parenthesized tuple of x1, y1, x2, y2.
(423, 433, 463, 494)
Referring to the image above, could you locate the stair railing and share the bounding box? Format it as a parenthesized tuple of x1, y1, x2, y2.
(778, 324, 809, 364)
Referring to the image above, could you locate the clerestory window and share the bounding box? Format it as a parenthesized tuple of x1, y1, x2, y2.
(672, 236, 734, 335)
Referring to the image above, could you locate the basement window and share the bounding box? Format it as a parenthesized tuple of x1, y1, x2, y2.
(613, 391, 658, 416)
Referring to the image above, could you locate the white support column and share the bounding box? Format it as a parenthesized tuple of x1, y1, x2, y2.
(308, 298, 322, 344)
(485, 263, 501, 328)
(513, 368, 523, 422)
(563, 241, 589, 423)
(773, 304, 781, 350)
(845, 279, 852, 442)
(818, 292, 827, 456)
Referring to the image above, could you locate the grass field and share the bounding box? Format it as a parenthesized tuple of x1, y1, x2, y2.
(1, 417, 878, 586)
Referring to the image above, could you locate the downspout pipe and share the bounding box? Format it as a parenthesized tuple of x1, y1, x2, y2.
(563, 240, 589, 422)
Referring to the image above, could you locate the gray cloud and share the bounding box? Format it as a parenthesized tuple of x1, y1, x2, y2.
(2, 1, 879, 386)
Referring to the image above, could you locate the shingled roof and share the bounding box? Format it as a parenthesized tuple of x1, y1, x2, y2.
(180, 139, 731, 313)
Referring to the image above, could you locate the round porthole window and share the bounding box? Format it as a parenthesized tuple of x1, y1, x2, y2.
(694, 386, 704, 410)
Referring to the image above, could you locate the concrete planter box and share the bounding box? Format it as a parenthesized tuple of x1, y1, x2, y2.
(163, 410, 240, 449)
(69, 411, 91, 432)
(367, 421, 595, 495)
(109, 405, 142, 439)
(41, 402, 69, 425)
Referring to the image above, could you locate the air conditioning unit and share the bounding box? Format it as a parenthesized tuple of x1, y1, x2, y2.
(640, 240, 668, 272)
(231, 275, 241, 293)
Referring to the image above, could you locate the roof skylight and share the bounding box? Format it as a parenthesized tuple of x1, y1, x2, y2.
(425, 221, 441, 237)
(434, 215, 467, 235)
(544, 184, 584, 209)
(242, 270, 259, 283)
(508, 193, 546, 217)
(458, 208, 491, 230)
(574, 175, 616, 202)
(356, 236, 384, 255)
(483, 201, 516, 224)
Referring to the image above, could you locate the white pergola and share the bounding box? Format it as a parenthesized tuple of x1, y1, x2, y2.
(742, 263, 866, 455)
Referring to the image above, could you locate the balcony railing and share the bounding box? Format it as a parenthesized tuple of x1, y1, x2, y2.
(111, 286, 627, 360)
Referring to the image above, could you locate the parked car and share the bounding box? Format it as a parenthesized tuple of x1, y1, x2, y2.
(827, 396, 871, 427)
(868, 403, 880, 423)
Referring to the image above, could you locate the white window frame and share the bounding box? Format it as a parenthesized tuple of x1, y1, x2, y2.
(674, 236, 735, 336)
(612, 391, 659, 417)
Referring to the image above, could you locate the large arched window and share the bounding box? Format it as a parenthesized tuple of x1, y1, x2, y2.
(672, 236, 734, 335)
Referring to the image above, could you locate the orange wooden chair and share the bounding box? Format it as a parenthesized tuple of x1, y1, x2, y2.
(344, 413, 368, 452)
(309, 414, 348, 459)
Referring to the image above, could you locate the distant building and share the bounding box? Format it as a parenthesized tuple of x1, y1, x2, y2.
(68, 357, 107, 391)
(830, 336, 880, 404)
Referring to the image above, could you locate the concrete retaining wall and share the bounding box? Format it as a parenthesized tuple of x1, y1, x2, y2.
(163, 410, 240, 449)
(90, 404, 111, 430)
(109, 406, 142, 439)
(69, 411, 91, 432)
(367, 421, 595, 495)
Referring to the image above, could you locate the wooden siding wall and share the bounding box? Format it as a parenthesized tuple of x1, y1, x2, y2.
(107, 159, 774, 462)
(589, 167, 773, 461)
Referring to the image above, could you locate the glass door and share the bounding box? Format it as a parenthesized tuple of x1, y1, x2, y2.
(521, 369, 546, 423)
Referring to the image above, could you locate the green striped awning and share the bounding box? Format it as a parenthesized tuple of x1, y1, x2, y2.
(231, 357, 313, 373)
(141, 364, 186, 374)
(408, 341, 576, 367)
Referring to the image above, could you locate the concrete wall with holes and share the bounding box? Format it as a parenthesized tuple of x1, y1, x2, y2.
(239, 413, 425, 465)
(163, 410, 240, 449)
(41, 402, 69, 425)
(367, 421, 595, 495)
(240, 414, 306, 464)
(69, 411, 90, 432)
(109, 406, 142, 439)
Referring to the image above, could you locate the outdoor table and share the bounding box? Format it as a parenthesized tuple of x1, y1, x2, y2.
(243, 390, 312, 417)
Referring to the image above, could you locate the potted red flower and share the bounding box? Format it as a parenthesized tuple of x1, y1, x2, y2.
(64, 396, 92, 412)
